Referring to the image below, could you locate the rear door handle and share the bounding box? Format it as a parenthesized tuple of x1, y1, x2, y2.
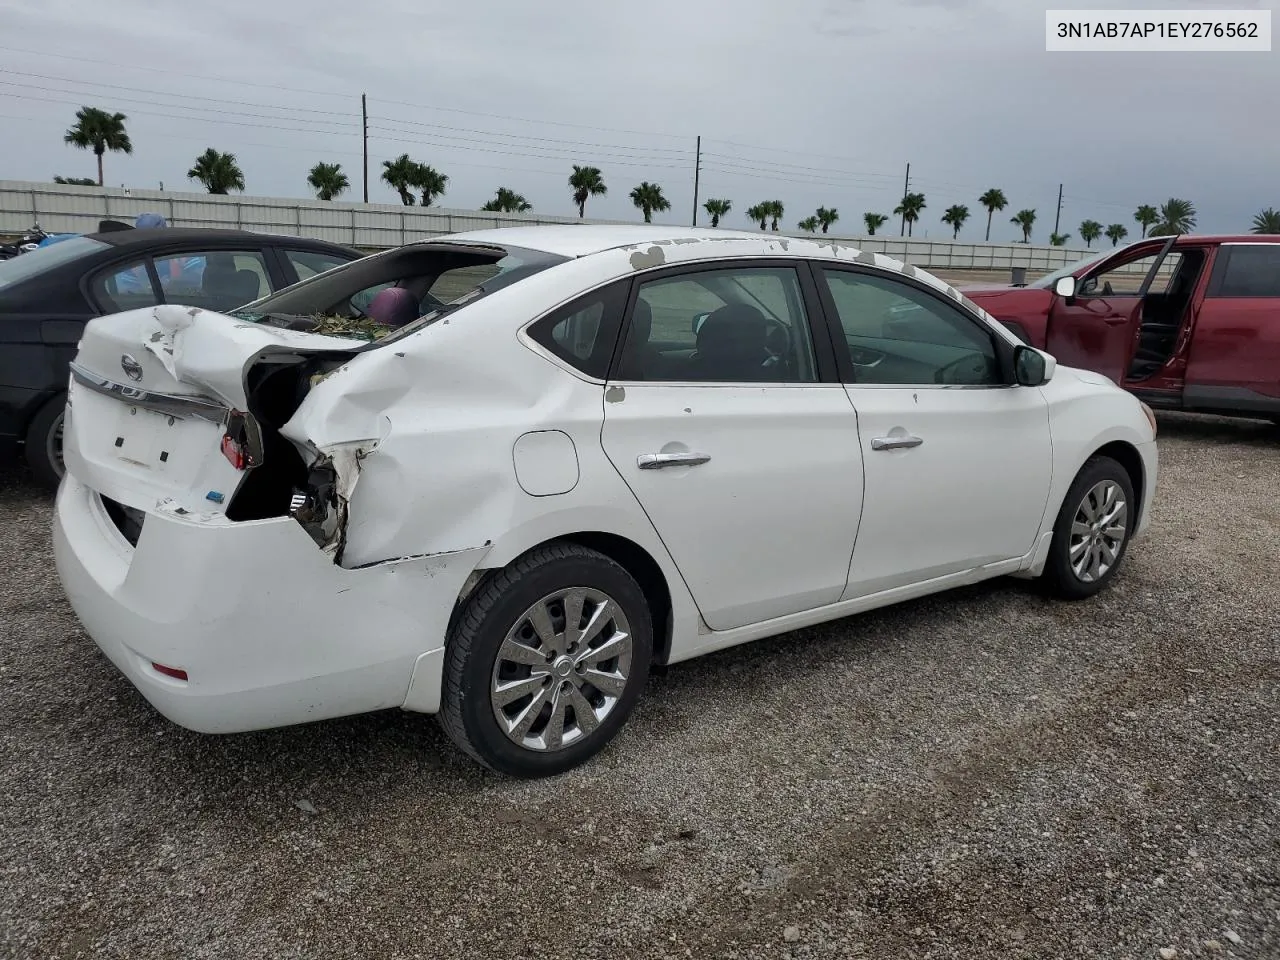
(871, 436, 923, 451)
(637, 452, 711, 469)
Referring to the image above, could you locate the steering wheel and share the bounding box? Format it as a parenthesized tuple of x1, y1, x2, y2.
(934, 353, 993, 385)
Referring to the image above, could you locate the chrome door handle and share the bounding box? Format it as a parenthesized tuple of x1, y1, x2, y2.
(871, 435, 923, 451)
(637, 452, 711, 469)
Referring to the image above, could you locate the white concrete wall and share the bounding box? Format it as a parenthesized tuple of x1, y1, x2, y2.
(0, 179, 1101, 269)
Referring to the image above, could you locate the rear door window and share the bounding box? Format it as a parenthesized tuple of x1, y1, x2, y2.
(153, 250, 272, 311)
(283, 249, 354, 282)
(1209, 245, 1280, 297)
(90, 258, 161, 312)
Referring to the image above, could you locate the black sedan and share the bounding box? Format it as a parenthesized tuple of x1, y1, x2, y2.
(0, 227, 363, 488)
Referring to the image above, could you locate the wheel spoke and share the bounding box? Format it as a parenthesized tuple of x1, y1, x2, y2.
(1101, 502, 1127, 529)
(578, 629, 629, 667)
(1098, 538, 1118, 565)
(577, 599, 617, 650)
(527, 601, 561, 655)
(1103, 523, 1126, 541)
(542, 686, 568, 750)
(498, 638, 549, 668)
(1071, 521, 1092, 538)
(562, 589, 586, 648)
(1069, 538, 1090, 562)
(566, 684, 600, 736)
(493, 672, 550, 707)
(583, 667, 626, 698)
(508, 685, 552, 740)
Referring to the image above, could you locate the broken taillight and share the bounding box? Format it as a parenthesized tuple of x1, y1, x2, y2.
(220, 410, 264, 471)
(221, 434, 247, 470)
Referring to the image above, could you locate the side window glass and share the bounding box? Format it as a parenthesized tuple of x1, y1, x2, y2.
(153, 250, 271, 311)
(526, 282, 628, 379)
(90, 259, 160, 312)
(284, 249, 351, 282)
(621, 266, 817, 383)
(1079, 250, 1179, 297)
(821, 269, 1000, 386)
(1215, 246, 1280, 297)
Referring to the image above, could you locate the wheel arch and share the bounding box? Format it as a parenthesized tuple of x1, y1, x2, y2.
(1089, 439, 1146, 527)
(455, 530, 679, 666)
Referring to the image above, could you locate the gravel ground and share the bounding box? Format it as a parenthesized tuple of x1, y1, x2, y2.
(1, 412, 1277, 960)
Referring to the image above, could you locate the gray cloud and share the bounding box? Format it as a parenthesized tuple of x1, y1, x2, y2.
(2, 0, 1276, 238)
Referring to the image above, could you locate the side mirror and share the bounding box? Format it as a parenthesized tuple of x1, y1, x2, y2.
(692, 312, 709, 335)
(1014, 345, 1054, 386)
(1054, 276, 1077, 298)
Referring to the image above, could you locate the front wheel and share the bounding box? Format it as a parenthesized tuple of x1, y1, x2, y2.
(24, 393, 66, 491)
(438, 543, 653, 777)
(1041, 455, 1136, 600)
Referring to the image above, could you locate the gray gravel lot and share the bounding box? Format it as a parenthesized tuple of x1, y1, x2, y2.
(2, 412, 1278, 960)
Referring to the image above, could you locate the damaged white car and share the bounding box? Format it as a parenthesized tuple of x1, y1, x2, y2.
(53, 225, 1159, 777)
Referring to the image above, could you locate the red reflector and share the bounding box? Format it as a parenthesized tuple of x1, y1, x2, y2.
(151, 662, 188, 681)
(220, 434, 246, 470)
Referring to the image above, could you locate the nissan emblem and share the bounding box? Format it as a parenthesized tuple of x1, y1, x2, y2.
(120, 354, 144, 382)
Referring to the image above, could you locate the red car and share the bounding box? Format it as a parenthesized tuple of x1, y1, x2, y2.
(962, 235, 1280, 423)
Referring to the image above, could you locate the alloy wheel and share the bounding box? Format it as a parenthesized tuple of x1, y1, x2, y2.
(1068, 479, 1128, 583)
(489, 587, 633, 752)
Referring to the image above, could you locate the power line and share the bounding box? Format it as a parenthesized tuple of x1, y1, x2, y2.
(370, 112, 696, 158)
(367, 130, 691, 170)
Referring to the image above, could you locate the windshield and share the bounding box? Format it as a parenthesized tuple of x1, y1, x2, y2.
(1030, 248, 1114, 289)
(0, 235, 108, 291)
(230, 242, 568, 344)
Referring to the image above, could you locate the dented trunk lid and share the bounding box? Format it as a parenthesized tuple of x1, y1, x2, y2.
(64, 303, 362, 515)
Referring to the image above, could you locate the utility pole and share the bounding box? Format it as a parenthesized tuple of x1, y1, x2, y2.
(361, 93, 369, 204)
(899, 161, 910, 237)
(1053, 183, 1063, 235)
(691, 136, 701, 227)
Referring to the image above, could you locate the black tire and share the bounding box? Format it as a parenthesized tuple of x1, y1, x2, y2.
(438, 542, 652, 777)
(1041, 455, 1136, 601)
(24, 393, 66, 492)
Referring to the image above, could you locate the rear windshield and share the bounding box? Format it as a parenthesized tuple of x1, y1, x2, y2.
(230, 242, 568, 344)
(0, 235, 109, 291)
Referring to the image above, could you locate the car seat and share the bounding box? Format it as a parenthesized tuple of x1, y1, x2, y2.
(365, 286, 421, 328)
(688, 303, 776, 381)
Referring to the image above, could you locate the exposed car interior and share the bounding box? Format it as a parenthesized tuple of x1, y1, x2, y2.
(1125, 249, 1206, 381)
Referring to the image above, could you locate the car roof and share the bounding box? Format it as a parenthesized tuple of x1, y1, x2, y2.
(86, 227, 356, 250)
(438, 224, 766, 258)
(1158, 234, 1280, 245)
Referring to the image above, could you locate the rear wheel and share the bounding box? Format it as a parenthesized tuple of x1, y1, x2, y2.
(1041, 455, 1135, 600)
(24, 393, 66, 491)
(438, 543, 652, 777)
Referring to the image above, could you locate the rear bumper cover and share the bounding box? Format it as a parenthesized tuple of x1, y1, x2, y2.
(52, 475, 486, 733)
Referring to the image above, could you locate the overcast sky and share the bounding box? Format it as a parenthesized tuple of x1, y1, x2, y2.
(2, 0, 1277, 240)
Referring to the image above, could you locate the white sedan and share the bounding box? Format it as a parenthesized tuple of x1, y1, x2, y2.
(53, 225, 1158, 776)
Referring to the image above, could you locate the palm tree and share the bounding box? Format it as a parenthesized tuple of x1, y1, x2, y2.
(187, 148, 245, 194)
(63, 106, 132, 187)
(1251, 208, 1280, 234)
(53, 176, 97, 186)
(1011, 208, 1037, 243)
(816, 206, 839, 234)
(1049, 232, 1071, 247)
(863, 212, 889, 236)
(1105, 223, 1129, 247)
(481, 187, 532, 213)
(979, 188, 1007, 241)
(703, 198, 732, 228)
(1149, 197, 1197, 235)
(1079, 220, 1103, 248)
(413, 163, 449, 206)
(1134, 204, 1159, 238)
(746, 204, 768, 230)
(894, 192, 926, 237)
(767, 200, 784, 231)
(798, 216, 819, 233)
(381, 154, 418, 205)
(569, 165, 607, 218)
(307, 162, 349, 201)
(629, 182, 670, 223)
(941, 204, 970, 239)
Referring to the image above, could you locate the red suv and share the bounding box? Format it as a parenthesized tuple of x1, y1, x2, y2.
(962, 235, 1280, 423)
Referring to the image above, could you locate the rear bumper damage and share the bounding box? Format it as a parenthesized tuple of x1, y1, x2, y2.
(52, 474, 487, 733)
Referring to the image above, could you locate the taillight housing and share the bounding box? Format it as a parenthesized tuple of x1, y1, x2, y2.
(221, 410, 264, 471)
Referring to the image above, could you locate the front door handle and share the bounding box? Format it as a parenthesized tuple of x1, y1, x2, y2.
(637, 452, 711, 469)
(871, 435, 923, 451)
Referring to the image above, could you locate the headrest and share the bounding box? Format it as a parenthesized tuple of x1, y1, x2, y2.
(696, 303, 768, 354)
(366, 286, 420, 328)
(630, 298, 653, 343)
